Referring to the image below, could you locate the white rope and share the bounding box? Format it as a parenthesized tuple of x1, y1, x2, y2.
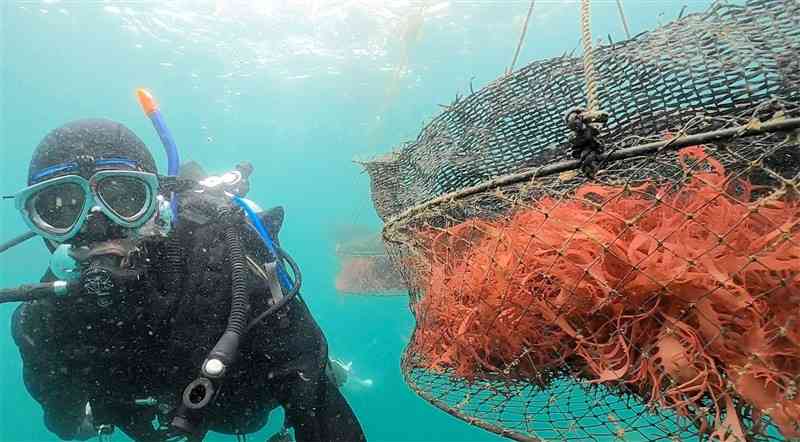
(580, 0, 598, 112)
(507, 0, 536, 75)
(616, 0, 632, 39)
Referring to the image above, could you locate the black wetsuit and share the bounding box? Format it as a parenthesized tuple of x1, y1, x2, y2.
(11, 202, 366, 442)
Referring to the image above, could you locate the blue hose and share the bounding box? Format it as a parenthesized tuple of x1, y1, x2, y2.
(147, 110, 181, 218)
(136, 91, 291, 289)
(149, 111, 181, 176)
(233, 196, 293, 289)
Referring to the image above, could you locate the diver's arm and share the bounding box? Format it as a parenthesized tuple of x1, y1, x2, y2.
(252, 297, 366, 442)
(12, 304, 91, 440)
(28, 370, 91, 441)
(277, 366, 366, 442)
(234, 205, 365, 441)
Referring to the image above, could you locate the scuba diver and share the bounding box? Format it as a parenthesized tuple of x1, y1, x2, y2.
(2, 117, 366, 442)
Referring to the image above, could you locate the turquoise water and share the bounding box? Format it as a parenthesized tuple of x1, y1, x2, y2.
(1, 1, 715, 441)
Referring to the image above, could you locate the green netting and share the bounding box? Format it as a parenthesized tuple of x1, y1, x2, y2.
(335, 233, 406, 295)
(363, 1, 800, 440)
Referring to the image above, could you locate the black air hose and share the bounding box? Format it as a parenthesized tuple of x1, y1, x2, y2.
(206, 223, 250, 367)
(0, 231, 36, 254)
(172, 206, 255, 438)
(174, 220, 252, 434)
(0, 282, 74, 303)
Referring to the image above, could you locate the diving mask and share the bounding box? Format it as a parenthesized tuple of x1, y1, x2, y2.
(15, 168, 159, 242)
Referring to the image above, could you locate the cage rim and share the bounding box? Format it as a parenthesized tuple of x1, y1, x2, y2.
(380, 116, 800, 241)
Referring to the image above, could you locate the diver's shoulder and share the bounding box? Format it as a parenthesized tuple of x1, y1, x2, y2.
(10, 299, 54, 349)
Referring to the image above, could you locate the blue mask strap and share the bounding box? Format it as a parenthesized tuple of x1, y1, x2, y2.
(95, 158, 139, 169)
(29, 158, 141, 183)
(30, 162, 78, 183)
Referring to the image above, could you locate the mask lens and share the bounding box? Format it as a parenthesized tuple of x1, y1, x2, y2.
(29, 182, 86, 230)
(96, 176, 150, 220)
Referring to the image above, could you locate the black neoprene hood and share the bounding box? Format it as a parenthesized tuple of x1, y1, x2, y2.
(28, 118, 157, 184)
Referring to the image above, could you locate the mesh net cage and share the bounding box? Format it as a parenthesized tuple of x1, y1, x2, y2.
(362, 0, 800, 441)
(335, 232, 407, 295)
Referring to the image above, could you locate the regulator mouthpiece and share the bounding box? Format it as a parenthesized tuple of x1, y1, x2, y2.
(50, 244, 80, 281)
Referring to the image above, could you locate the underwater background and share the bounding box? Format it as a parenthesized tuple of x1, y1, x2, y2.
(0, 1, 717, 441)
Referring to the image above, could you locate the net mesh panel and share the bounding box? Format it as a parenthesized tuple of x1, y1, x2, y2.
(366, 0, 800, 222)
(335, 233, 407, 295)
(363, 1, 800, 440)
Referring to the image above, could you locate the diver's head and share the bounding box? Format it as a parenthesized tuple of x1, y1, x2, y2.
(18, 118, 160, 246)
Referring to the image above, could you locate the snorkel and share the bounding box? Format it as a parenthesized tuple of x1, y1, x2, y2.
(136, 89, 180, 219)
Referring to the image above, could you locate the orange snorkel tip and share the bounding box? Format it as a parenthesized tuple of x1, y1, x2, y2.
(136, 88, 158, 115)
